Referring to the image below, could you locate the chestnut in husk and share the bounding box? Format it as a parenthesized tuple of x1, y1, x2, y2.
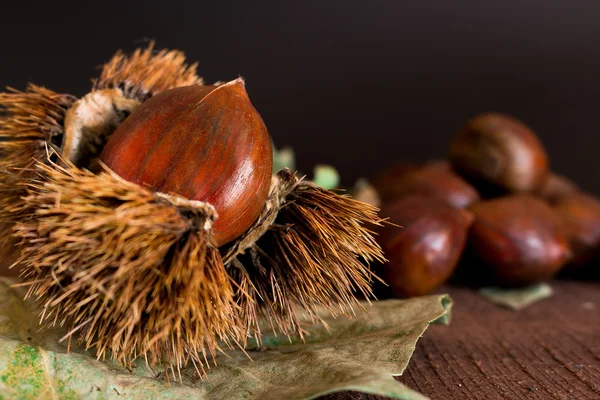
(468, 195, 571, 286)
(100, 80, 273, 247)
(377, 195, 474, 297)
(449, 113, 549, 194)
(0, 44, 386, 374)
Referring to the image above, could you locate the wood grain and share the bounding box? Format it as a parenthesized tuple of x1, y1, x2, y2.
(321, 280, 600, 400)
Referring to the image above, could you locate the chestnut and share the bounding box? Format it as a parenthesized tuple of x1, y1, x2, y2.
(372, 160, 480, 208)
(377, 195, 474, 297)
(537, 172, 579, 202)
(371, 161, 419, 203)
(468, 195, 571, 286)
(402, 161, 479, 208)
(551, 192, 600, 267)
(100, 80, 273, 247)
(449, 113, 549, 194)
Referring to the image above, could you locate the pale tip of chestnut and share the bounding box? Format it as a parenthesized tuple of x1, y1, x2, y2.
(218, 77, 246, 88)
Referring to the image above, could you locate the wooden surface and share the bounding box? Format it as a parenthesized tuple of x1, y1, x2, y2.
(323, 280, 600, 400)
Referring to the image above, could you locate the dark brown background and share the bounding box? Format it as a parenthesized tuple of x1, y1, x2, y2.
(2, 0, 600, 192)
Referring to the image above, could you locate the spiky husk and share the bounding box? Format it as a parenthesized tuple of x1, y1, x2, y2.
(1, 43, 386, 378)
(94, 41, 203, 102)
(9, 160, 385, 373)
(226, 169, 385, 339)
(11, 159, 242, 376)
(0, 85, 76, 248)
(0, 43, 203, 258)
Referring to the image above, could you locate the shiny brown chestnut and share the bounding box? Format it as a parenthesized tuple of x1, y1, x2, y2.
(371, 161, 419, 203)
(537, 172, 579, 202)
(389, 161, 480, 208)
(551, 192, 600, 267)
(449, 113, 549, 193)
(377, 195, 474, 297)
(100, 79, 273, 247)
(371, 160, 480, 208)
(468, 195, 571, 286)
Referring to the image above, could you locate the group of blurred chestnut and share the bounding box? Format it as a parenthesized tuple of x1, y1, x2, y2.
(363, 112, 600, 298)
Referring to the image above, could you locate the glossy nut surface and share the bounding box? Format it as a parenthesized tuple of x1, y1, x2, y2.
(469, 195, 571, 285)
(100, 80, 273, 246)
(377, 195, 474, 297)
(396, 161, 480, 208)
(552, 192, 600, 267)
(449, 113, 549, 193)
(371, 161, 419, 202)
(537, 172, 579, 202)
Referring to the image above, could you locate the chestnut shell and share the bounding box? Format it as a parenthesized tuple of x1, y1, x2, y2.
(468, 195, 571, 286)
(377, 195, 474, 297)
(100, 80, 273, 246)
(552, 191, 600, 268)
(449, 113, 549, 193)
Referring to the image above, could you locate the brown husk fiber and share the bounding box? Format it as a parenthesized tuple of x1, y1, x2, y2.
(0, 85, 76, 245)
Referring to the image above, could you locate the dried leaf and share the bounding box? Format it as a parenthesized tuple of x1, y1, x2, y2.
(479, 283, 553, 310)
(272, 145, 296, 174)
(312, 164, 340, 190)
(271, 145, 340, 190)
(0, 278, 451, 400)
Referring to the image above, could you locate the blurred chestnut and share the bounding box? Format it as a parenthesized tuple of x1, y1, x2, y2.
(468, 195, 571, 286)
(371, 161, 419, 203)
(537, 172, 579, 202)
(551, 192, 600, 267)
(372, 160, 480, 208)
(449, 113, 549, 194)
(377, 195, 474, 297)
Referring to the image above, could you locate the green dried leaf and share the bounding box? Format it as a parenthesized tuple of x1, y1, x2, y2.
(479, 283, 553, 310)
(0, 278, 451, 400)
(272, 145, 296, 174)
(312, 165, 340, 190)
(272, 145, 341, 190)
